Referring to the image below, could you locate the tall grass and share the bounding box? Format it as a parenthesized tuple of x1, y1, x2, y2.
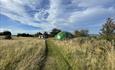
(0, 37, 45, 70)
(52, 38, 115, 70)
(0, 37, 114, 70)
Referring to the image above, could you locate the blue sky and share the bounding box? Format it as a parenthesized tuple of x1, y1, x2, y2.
(0, 0, 115, 34)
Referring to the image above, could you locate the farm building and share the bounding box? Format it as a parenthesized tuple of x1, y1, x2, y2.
(55, 31, 73, 40)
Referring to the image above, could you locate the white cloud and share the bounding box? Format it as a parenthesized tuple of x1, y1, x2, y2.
(0, 0, 115, 33)
(69, 7, 115, 23)
(47, 0, 61, 24)
(73, 0, 115, 7)
(0, 0, 55, 31)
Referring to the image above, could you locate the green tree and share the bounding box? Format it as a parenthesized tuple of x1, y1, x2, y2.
(2, 31, 12, 39)
(50, 28, 61, 37)
(100, 18, 115, 40)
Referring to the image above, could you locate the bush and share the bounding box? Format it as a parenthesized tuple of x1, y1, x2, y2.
(0, 31, 12, 39)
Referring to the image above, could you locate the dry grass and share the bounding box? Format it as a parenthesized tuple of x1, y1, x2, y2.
(0, 37, 115, 70)
(52, 38, 115, 70)
(0, 37, 45, 70)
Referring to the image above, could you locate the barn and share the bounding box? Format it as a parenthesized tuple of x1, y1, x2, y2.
(55, 32, 73, 40)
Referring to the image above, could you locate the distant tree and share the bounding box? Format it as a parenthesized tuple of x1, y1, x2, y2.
(50, 28, 61, 37)
(66, 32, 74, 39)
(17, 33, 33, 37)
(74, 29, 89, 37)
(74, 30, 81, 37)
(100, 18, 115, 40)
(3, 31, 12, 39)
(80, 30, 89, 36)
(0, 32, 4, 35)
(34, 32, 42, 37)
(43, 32, 49, 39)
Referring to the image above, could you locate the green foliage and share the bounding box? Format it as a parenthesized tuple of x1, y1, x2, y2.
(50, 28, 61, 37)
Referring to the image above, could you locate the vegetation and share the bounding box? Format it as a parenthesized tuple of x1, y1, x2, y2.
(100, 18, 115, 40)
(50, 28, 61, 37)
(43, 32, 49, 38)
(0, 36, 115, 70)
(0, 31, 12, 39)
(52, 38, 115, 70)
(34, 32, 43, 37)
(17, 33, 33, 37)
(42, 40, 71, 70)
(0, 37, 45, 70)
(74, 30, 89, 37)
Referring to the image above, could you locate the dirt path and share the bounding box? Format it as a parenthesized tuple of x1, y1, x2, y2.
(39, 39, 48, 70)
(39, 39, 72, 70)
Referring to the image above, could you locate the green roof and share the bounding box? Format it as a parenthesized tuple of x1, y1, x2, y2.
(55, 32, 73, 40)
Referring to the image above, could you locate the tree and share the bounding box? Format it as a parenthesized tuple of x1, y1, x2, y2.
(3, 31, 12, 39)
(43, 32, 49, 39)
(100, 18, 115, 40)
(50, 28, 61, 37)
(74, 29, 89, 37)
(34, 32, 42, 37)
(17, 33, 33, 37)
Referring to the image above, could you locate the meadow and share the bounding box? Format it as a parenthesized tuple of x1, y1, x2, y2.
(52, 38, 115, 70)
(0, 37, 46, 70)
(0, 37, 115, 70)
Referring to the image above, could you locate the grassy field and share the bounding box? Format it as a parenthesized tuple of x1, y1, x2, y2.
(0, 37, 115, 70)
(0, 37, 46, 70)
(52, 38, 115, 70)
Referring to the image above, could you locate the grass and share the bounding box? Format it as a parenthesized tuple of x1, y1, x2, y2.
(52, 38, 115, 70)
(0, 37, 45, 70)
(0, 37, 115, 70)
(43, 40, 72, 70)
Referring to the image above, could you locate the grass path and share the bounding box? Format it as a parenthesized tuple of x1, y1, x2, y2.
(39, 39, 48, 70)
(41, 39, 72, 70)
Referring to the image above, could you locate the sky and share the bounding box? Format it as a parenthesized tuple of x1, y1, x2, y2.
(0, 0, 115, 34)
